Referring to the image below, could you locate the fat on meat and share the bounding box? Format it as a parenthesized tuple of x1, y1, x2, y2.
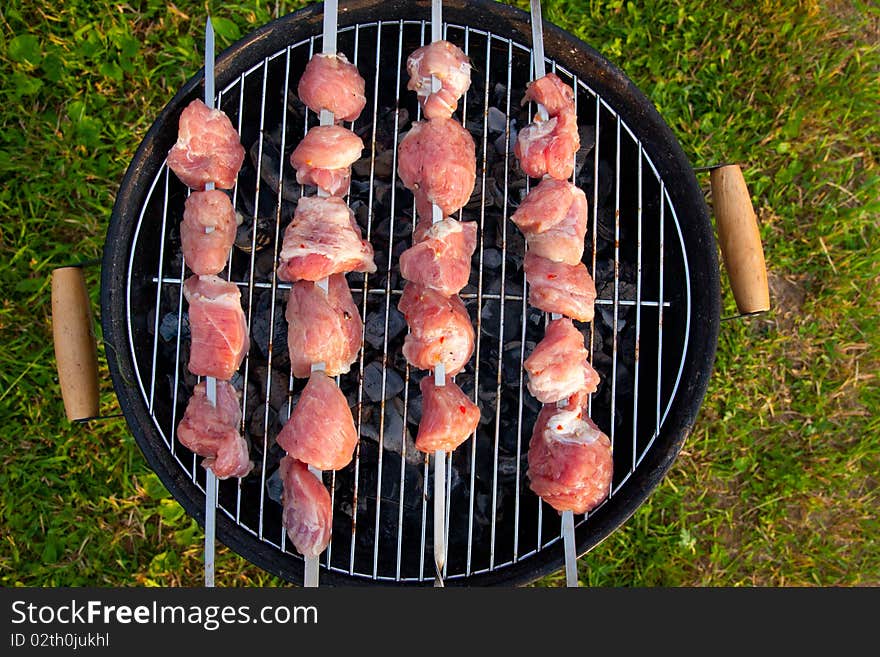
(277, 370, 358, 471)
(297, 52, 367, 123)
(289, 125, 364, 197)
(524, 317, 599, 403)
(166, 99, 245, 190)
(523, 73, 576, 118)
(398, 283, 475, 376)
(280, 456, 332, 558)
(399, 218, 477, 297)
(397, 118, 476, 218)
(180, 189, 238, 276)
(183, 275, 249, 380)
(514, 108, 580, 181)
(415, 375, 480, 453)
(277, 196, 376, 282)
(287, 274, 363, 378)
(406, 40, 472, 120)
(510, 178, 588, 265)
(177, 380, 252, 479)
(527, 393, 612, 514)
(523, 251, 596, 323)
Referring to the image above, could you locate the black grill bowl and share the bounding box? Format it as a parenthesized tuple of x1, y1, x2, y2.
(103, 0, 719, 586)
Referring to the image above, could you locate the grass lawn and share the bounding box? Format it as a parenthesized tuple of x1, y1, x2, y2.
(0, 0, 877, 587)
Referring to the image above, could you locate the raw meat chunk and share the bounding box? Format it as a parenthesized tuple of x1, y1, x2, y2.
(297, 52, 367, 123)
(397, 118, 476, 218)
(415, 375, 480, 453)
(277, 196, 376, 282)
(287, 274, 364, 378)
(524, 318, 599, 403)
(524, 251, 596, 323)
(277, 370, 358, 471)
(523, 73, 576, 118)
(406, 40, 471, 120)
(400, 218, 477, 297)
(280, 456, 332, 557)
(398, 283, 474, 376)
(510, 178, 588, 265)
(528, 394, 612, 514)
(289, 125, 364, 197)
(177, 380, 252, 479)
(180, 189, 237, 276)
(183, 275, 249, 380)
(166, 99, 245, 190)
(514, 108, 580, 181)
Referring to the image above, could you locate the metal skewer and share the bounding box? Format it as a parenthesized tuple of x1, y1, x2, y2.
(301, 0, 341, 589)
(428, 0, 448, 589)
(202, 16, 218, 589)
(530, 0, 579, 588)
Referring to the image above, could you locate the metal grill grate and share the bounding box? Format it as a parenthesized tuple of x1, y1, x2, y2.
(125, 19, 691, 583)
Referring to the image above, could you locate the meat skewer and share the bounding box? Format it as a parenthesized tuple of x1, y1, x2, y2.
(200, 17, 220, 589)
(303, 0, 338, 589)
(277, 0, 374, 588)
(394, 0, 480, 587)
(528, 0, 583, 588)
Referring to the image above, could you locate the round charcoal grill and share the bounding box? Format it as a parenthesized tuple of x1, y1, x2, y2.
(103, 0, 719, 586)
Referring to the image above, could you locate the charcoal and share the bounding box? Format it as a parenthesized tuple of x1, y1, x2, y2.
(487, 106, 507, 133)
(234, 215, 275, 254)
(250, 132, 301, 202)
(252, 289, 286, 356)
(160, 311, 189, 342)
(364, 305, 406, 350)
(481, 247, 503, 270)
(265, 466, 283, 506)
(573, 124, 597, 179)
(363, 360, 405, 402)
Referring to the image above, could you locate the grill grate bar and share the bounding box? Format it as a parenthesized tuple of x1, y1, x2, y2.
(631, 144, 643, 473)
(370, 19, 407, 579)
(466, 27, 493, 576)
(488, 37, 514, 571)
(148, 277, 670, 307)
(148, 168, 172, 416)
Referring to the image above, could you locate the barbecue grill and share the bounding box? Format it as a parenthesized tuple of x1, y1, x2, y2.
(61, 0, 768, 586)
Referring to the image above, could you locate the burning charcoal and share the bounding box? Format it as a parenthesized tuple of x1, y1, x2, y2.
(364, 305, 406, 350)
(159, 311, 189, 342)
(363, 360, 405, 402)
(481, 247, 503, 270)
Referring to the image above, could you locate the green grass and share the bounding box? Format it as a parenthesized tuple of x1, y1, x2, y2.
(1, 0, 877, 587)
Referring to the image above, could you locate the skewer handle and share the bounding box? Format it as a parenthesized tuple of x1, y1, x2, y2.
(51, 267, 100, 422)
(204, 469, 217, 587)
(710, 165, 770, 315)
(562, 510, 578, 587)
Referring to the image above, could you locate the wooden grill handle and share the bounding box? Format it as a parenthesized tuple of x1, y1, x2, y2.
(51, 266, 100, 422)
(710, 164, 771, 314)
